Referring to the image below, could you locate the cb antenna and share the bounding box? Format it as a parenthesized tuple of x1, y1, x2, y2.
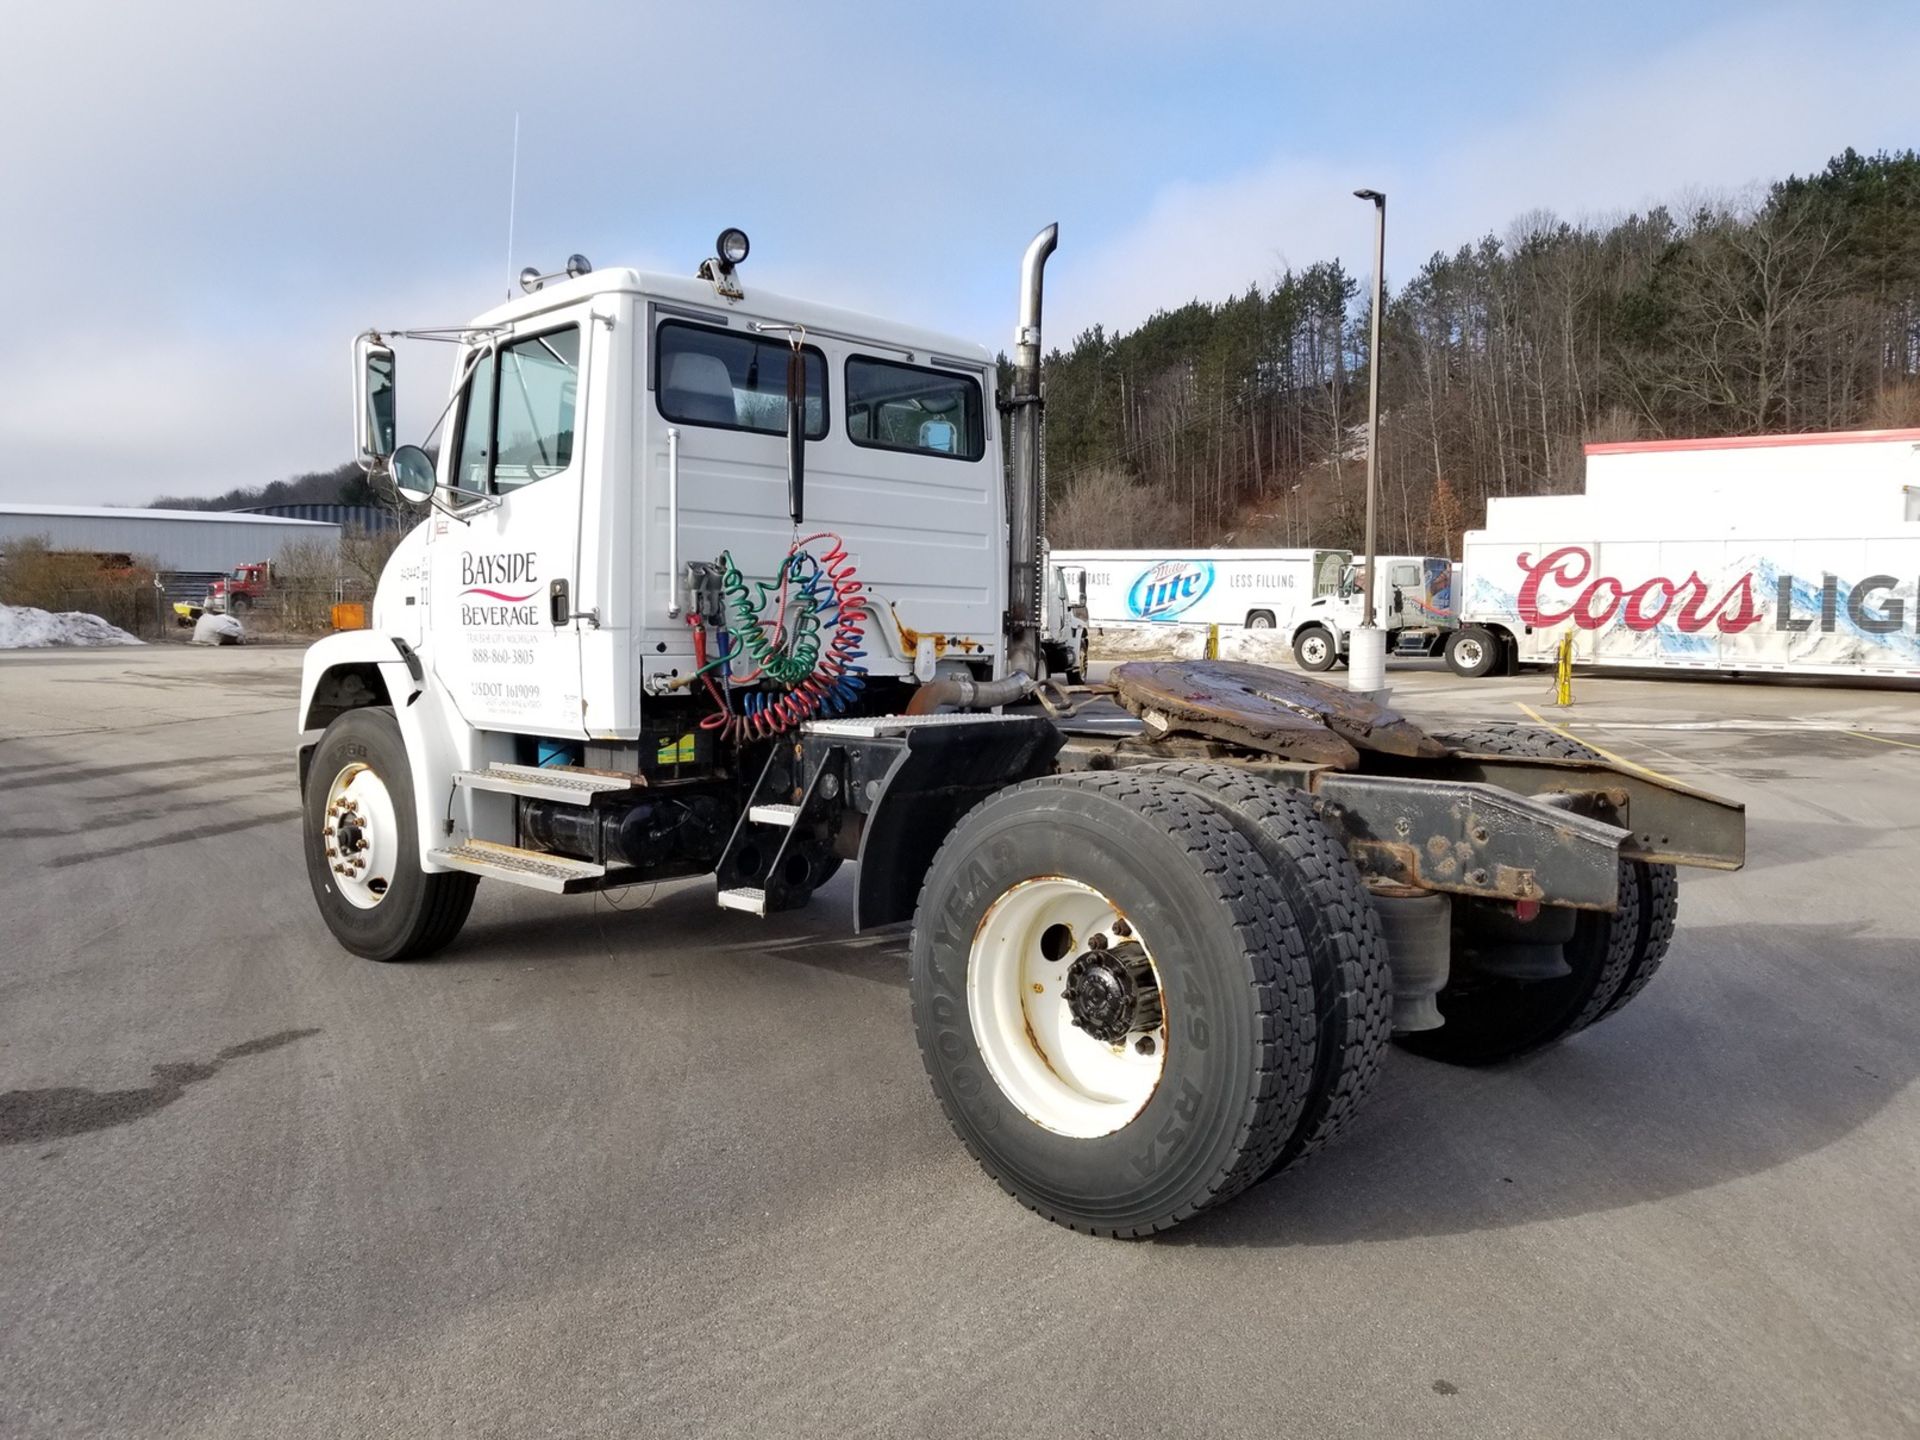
(504, 112, 521, 300)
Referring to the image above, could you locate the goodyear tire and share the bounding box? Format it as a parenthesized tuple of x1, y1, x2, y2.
(909, 772, 1318, 1236)
(1137, 763, 1394, 1175)
(1293, 626, 1337, 672)
(1395, 725, 1680, 1064)
(303, 707, 476, 962)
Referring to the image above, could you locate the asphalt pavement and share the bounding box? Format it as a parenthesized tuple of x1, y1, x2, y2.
(3, 643, 1917, 1438)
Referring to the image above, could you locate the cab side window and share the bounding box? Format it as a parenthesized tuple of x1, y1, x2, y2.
(655, 321, 827, 438)
(494, 327, 580, 491)
(845, 356, 983, 461)
(448, 326, 581, 495)
(451, 351, 496, 494)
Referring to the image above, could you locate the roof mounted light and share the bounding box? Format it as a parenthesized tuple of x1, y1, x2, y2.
(698, 227, 750, 300)
(518, 254, 594, 294)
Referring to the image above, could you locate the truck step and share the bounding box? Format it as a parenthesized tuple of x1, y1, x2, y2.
(716, 887, 767, 915)
(747, 803, 800, 827)
(428, 840, 608, 893)
(454, 762, 637, 805)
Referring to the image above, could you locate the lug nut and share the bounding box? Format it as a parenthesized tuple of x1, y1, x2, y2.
(1087, 933, 1109, 951)
(1113, 919, 1133, 938)
(1135, 1036, 1156, 1056)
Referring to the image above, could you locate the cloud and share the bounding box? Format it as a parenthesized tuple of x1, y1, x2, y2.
(1053, 9, 1920, 338)
(3, 1, 1916, 504)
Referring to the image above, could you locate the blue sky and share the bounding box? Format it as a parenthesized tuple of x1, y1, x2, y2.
(4, 0, 1917, 504)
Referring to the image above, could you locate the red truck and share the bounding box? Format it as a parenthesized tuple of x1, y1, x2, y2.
(173, 561, 273, 625)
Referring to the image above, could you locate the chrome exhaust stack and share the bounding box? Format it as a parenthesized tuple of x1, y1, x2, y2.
(1006, 223, 1058, 679)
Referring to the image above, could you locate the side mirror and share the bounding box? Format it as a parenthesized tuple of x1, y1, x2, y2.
(785, 345, 806, 524)
(390, 445, 437, 504)
(353, 335, 398, 467)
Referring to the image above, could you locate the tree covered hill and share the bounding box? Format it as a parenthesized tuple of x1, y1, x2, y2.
(1043, 147, 1920, 555)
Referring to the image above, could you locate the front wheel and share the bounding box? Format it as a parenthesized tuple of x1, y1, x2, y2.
(909, 772, 1318, 1236)
(1292, 626, 1338, 672)
(303, 707, 476, 962)
(1445, 626, 1499, 678)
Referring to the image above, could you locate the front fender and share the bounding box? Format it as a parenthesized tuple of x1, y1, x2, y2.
(297, 633, 492, 874)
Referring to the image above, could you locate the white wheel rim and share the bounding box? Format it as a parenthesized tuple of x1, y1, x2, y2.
(322, 762, 400, 910)
(1302, 635, 1328, 665)
(1250, 615, 1272, 629)
(1457, 638, 1484, 668)
(967, 877, 1168, 1138)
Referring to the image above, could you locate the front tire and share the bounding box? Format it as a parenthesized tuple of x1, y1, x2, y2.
(909, 772, 1318, 1236)
(303, 707, 476, 962)
(1293, 626, 1337, 672)
(1445, 626, 1498, 677)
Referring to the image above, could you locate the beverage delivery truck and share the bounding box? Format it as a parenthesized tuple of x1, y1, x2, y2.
(1051, 548, 1349, 630)
(1447, 430, 1920, 680)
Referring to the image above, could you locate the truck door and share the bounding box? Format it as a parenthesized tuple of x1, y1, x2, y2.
(427, 313, 591, 738)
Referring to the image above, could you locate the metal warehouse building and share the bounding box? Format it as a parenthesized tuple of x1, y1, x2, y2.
(0, 503, 339, 572)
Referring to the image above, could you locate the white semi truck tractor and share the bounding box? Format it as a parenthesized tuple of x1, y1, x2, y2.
(300, 227, 1745, 1237)
(1286, 554, 1458, 672)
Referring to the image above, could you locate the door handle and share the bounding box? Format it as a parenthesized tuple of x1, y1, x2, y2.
(550, 578, 570, 626)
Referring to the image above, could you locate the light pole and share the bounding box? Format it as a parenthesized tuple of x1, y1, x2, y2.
(1350, 187, 1387, 695)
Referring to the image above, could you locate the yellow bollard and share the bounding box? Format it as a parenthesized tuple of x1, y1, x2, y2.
(1205, 623, 1220, 660)
(1554, 630, 1573, 707)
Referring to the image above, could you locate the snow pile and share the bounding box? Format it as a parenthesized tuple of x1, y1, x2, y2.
(191, 612, 245, 646)
(1218, 628, 1294, 665)
(0, 603, 144, 649)
(1091, 623, 1208, 661)
(1091, 622, 1299, 668)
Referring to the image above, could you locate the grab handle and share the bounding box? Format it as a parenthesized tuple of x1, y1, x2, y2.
(666, 427, 683, 618)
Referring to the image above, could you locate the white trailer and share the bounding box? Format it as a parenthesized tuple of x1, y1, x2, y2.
(1049, 548, 1348, 631)
(1448, 430, 1920, 679)
(297, 227, 1744, 1238)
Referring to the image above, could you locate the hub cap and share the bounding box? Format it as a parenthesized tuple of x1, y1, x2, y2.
(1301, 634, 1329, 665)
(967, 877, 1168, 1137)
(322, 762, 399, 910)
(1455, 637, 1484, 668)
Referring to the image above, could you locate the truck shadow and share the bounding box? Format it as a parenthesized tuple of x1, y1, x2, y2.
(450, 902, 1916, 1248)
(1172, 920, 1919, 1248)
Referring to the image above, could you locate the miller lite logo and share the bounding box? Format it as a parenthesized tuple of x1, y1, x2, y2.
(1127, 560, 1214, 621)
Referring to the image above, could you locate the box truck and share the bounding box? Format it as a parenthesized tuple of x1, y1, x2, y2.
(1448, 431, 1920, 680)
(1050, 548, 1348, 630)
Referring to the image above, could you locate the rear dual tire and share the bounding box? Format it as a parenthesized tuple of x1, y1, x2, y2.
(909, 772, 1321, 1237)
(1395, 725, 1679, 1065)
(910, 767, 1392, 1236)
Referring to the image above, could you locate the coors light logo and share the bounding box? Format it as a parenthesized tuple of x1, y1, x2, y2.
(1514, 546, 1912, 635)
